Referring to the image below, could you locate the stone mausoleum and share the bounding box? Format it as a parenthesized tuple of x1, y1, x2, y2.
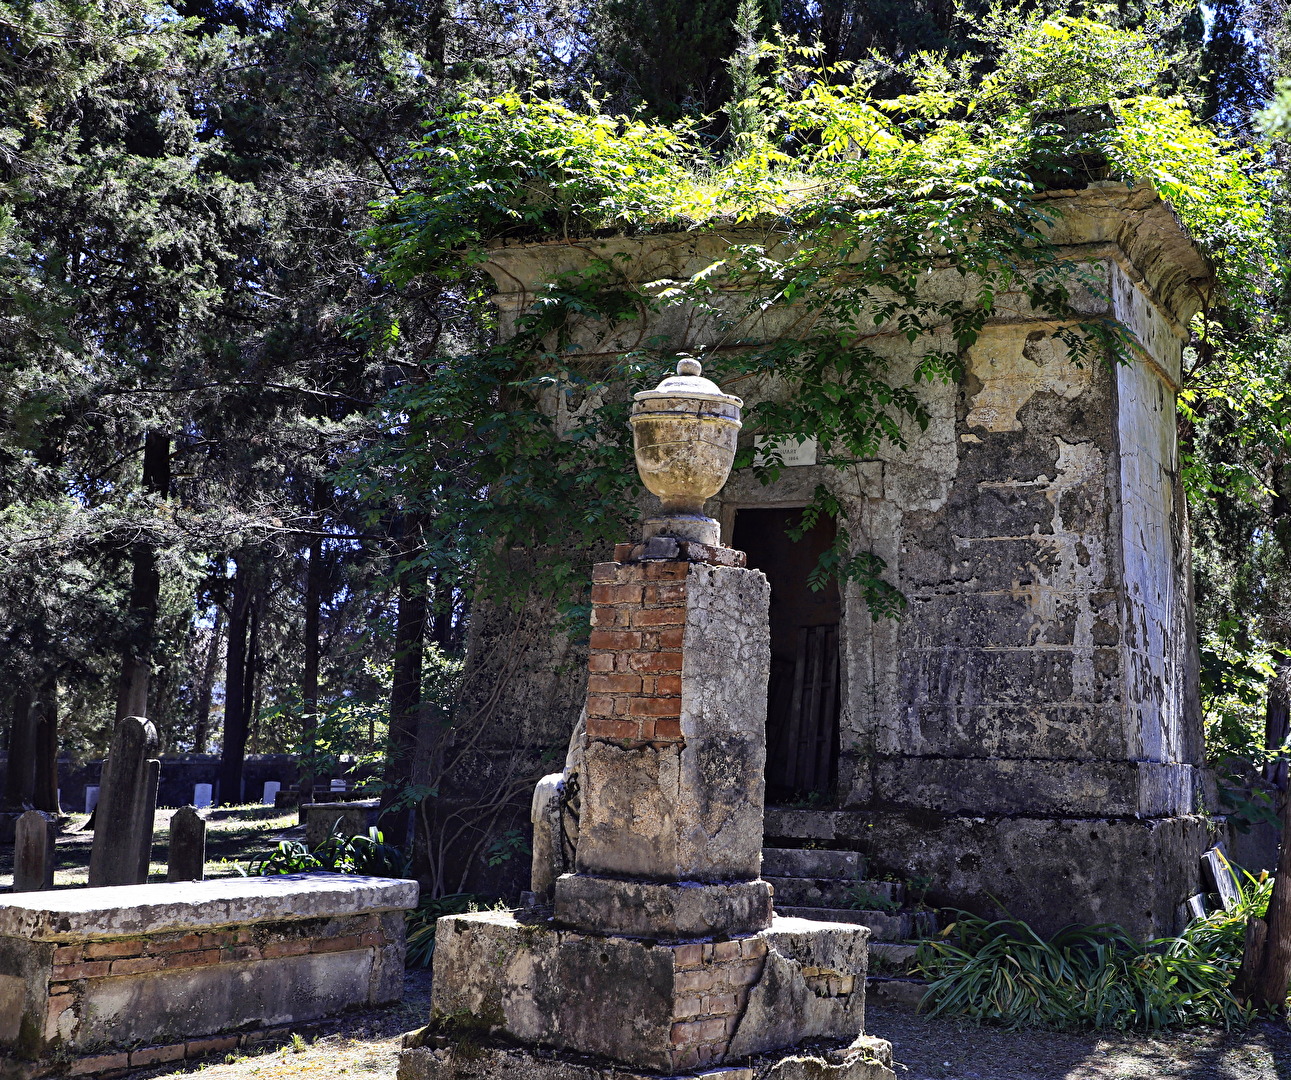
(471, 181, 1215, 939)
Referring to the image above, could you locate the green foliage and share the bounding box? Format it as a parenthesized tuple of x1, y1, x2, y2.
(367, 13, 1263, 619)
(404, 893, 480, 968)
(915, 872, 1274, 1031)
(845, 885, 901, 913)
(250, 825, 408, 878)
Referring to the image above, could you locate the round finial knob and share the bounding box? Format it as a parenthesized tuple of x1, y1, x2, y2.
(676, 358, 702, 377)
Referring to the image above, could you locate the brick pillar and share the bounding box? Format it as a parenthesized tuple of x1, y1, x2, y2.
(554, 537, 774, 938)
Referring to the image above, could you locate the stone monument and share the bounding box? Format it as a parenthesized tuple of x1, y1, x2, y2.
(12, 809, 55, 892)
(167, 804, 207, 882)
(88, 715, 160, 887)
(399, 362, 895, 1080)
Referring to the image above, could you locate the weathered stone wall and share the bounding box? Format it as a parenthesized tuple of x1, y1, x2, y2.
(473, 182, 1214, 936)
(0, 873, 417, 1078)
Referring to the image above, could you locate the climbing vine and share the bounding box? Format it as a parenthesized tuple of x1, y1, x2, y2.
(363, 11, 1266, 618)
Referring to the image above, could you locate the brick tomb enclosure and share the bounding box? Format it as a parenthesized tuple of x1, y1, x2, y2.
(0, 873, 417, 1079)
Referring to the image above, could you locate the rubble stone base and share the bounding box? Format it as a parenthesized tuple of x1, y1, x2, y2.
(398, 1035, 896, 1080)
(424, 911, 876, 1075)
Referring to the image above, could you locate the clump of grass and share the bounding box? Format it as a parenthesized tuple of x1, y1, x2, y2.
(915, 870, 1272, 1031)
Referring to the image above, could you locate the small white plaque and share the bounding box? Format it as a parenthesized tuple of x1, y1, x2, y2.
(754, 435, 818, 467)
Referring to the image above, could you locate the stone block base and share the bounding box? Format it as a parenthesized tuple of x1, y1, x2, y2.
(765, 807, 1212, 937)
(398, 1035, 896, 1080)
(554, 874, 773, 938)
(426, 911, 873, 1074)
(0, 873, 417, 1073)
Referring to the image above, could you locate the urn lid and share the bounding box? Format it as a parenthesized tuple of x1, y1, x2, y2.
(632, 358, 743, 411)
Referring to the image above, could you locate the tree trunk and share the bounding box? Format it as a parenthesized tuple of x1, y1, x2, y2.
(381, 521, 427, 847)
(32, 677, 60, 813)
(217, 561, 254, 805)
(1266, 654, 1291, 792)
(115, 431, 170, 723)
(3, 688, 36, 810)
(300, 482, 326, 800)
(1236, 661, 1291, 1010)
(193, 603, 224, 754)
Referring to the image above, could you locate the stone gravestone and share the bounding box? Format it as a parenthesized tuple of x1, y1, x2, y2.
(166, 805, 206, 882)
(83, 786, 99, 814)
(13, 810, 55, 892)
(261, 780, 280, 806)
(88, 716, 160, 887)
(1201, 846, 1240, 912)
(193, 782, 213, 808)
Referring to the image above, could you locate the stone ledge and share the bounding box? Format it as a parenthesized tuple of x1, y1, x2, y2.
(0, 872, 418, 940)
(555, 875, 774, 938)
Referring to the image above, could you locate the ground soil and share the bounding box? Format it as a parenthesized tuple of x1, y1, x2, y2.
(127, 973, 1291, 1080)
(9, 809, 1291, 1079)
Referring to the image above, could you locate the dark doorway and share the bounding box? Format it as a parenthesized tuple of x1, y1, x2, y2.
(732, 507, 842, 803)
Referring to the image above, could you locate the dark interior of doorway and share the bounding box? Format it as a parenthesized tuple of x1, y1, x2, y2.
(731, 507, 841, 804)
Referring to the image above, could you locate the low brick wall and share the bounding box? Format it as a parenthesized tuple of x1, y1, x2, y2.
(0, 873, 418, 1078)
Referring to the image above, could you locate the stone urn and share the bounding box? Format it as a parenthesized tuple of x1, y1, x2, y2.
(630, 358, 742, 546)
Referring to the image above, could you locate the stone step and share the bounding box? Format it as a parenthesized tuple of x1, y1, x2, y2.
(868, 942, 919, 976)
(775, 905, 913, 941)
(761, 846, 868, 880)
(866, 976, 931, 1007)
(765, 875, 904, 909)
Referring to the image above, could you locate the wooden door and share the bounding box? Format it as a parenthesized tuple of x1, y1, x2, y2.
(731, 508, 842, 802)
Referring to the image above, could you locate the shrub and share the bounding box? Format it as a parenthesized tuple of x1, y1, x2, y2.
(915, 871, 1272, 1031)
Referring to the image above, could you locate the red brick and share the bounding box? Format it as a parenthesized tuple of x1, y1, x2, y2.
(585, 694, 617, 718)
(68, 1052, 130, 1076)
(587, 653, 615, 673)
(588, 673, 641, 694)
(702, 992, 738, 1014)
(675, 968, 715, 993)
(86, 939, 142, 960)
(655, 628, 685, 649)
(670, 1020, 704, 1046)
(628, 651, 683, 673)
(311, 934, 362, 953)
(672, 1048, 701, 1071)
(674, 943, 704, 969)
(145, 933, 204, 956)
(653, 718, 683, 739)
(51, 961, 111, 980)
(262, 940, 311, 959)
(644, 583, 688, 604)
(673, 995, 704, 1019)
(360, 931, 384, 947)
(697, 1017, 727, 1041)
(645, 562, 689, 580)
(200, 931, 234, 949)
(45, 994, 76, 1039)
(163, 949, 222, 970)
(631, 607, 686, 627)
(590, 606, 619, 628)
(614, 544, 637, 562)
(109, 956, 164, 975)
(592, 583, 642, 605)
(628, 696, 681, 717)
(186, 1035, 240, 1056)
(712, 940, 742, 961)
(52, 945, 83, 965)
(130, 1043, 186, 1066)
(589, 629, 642, 650)
(655, 675, 682, 695)
(226, 945, 262, 962)
(592, 562, 619, 583)
(587, 718, 640, 740)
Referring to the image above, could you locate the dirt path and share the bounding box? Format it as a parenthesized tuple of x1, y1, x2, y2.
(132, 975, 1291, 1080)
(867, 1003, 1291, 1080)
